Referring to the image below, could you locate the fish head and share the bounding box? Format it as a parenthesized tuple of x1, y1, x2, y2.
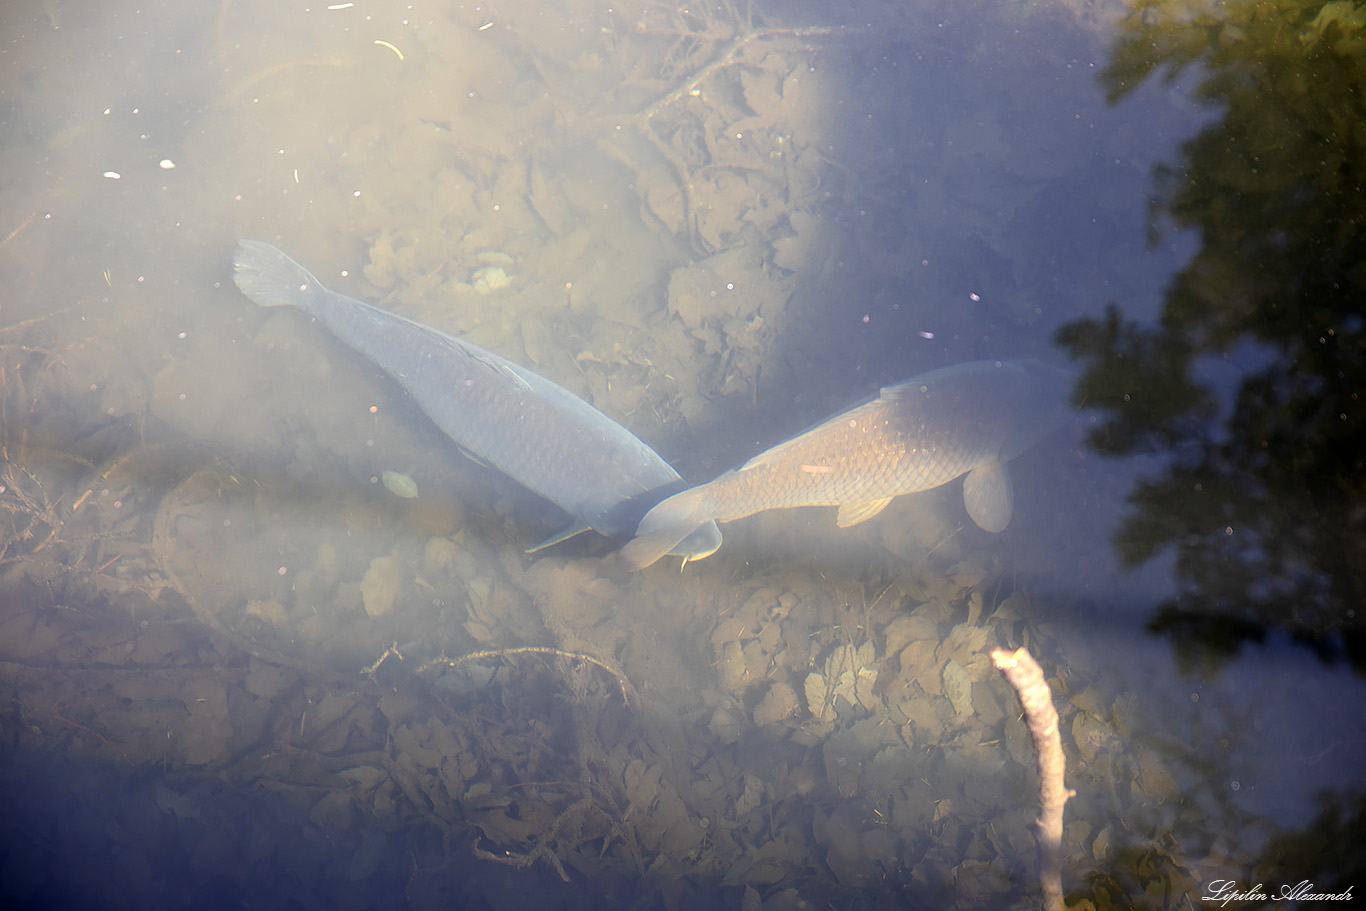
(669, 520, 723, 566)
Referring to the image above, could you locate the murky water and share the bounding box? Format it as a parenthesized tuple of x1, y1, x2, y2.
(1, 0, 1363, 908)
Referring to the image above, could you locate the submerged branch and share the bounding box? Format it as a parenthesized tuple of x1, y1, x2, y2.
(992, 646, 1073, 911)
(423, 645, 638, 705)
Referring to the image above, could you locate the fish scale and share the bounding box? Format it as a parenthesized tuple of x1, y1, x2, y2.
(702, 395, 1015, 519)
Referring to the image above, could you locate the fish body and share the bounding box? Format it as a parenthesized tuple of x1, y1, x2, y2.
(621, 359, 1071, 569)
(232, 239, 721, 558)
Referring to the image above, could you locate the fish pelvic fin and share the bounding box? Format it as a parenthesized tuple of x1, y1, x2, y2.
(962, 460, 1013, 533)
(620, 486, 715, 571)
(835, 497, 894, 528)
(233, 240, 326, 308)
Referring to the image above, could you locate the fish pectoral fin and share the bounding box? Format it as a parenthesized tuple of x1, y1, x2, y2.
(962, 461, 1013, 533)
(836, 497, 894, 528)
(526, 521, 594, 553)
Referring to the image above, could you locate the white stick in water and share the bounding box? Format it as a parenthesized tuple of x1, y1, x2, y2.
(992, 646, 1074, 911)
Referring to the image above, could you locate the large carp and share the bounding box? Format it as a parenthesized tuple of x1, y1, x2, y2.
(232, 239, 721, 558)
(621, 359, 1071, 569)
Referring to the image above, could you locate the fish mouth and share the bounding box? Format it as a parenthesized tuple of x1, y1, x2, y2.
(673, 522, 723, 565)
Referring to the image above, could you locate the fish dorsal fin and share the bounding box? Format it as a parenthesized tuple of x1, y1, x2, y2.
(494, 359, 535, 393)
(738, 397, 884, 472)
(962, 461, 1013, 532)
(458, 344, 537, 394)
(836, 497, 894, 528)
(875, 378, 929, 403)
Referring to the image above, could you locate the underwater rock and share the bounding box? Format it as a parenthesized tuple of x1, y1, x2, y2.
(380, 470, 418, 499)
(359, 554, 404, 618)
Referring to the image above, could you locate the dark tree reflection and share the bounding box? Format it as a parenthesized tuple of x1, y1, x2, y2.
(1057, 0, 1366, 669)
(1254, 790, 1366, 895)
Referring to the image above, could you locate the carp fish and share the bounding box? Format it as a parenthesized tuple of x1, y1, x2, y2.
(621, 359, 1071, 569)
(232, 239, 721, 558)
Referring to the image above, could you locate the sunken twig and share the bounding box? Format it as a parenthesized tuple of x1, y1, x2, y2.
(992, 646, 1072, 911)
(422, 646, 637, 705)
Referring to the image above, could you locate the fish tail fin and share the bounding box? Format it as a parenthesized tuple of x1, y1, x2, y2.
(620, 486, 714, 571)
(233, 239, 328, 309)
